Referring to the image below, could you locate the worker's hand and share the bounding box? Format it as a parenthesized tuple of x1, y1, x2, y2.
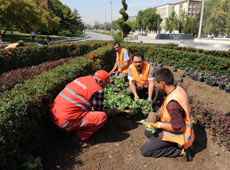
(147, 97, 152, 104)
(118, 68, 122, 72)
(109, 71, 114, 75)
(148, 121, 162, 129)
(134, 95, 139, 101)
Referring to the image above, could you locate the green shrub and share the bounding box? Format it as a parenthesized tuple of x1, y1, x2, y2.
(113, 31, 123, 42)
(0, 41, 108, 74)
(0, 45, 113, 170)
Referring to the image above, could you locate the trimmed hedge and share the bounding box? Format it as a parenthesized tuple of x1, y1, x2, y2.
(121, 44, 230, 76)
(172, 46, 230, 58)
(0, 41, 109, 74)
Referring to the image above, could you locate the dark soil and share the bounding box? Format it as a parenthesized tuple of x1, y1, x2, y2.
(42, 68, 230, 170)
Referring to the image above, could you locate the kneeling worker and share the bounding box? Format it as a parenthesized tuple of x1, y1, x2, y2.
(127, 52, 156, 103)
(140, 68, 194, 161)
(109, 42, 132, 79)
(50, 70, 118, 144)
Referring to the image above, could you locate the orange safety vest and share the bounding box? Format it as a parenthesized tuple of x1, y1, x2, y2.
(50, 75, 102, 126)
(116, 48, 132, 73)
(160, 86, 194, 153)
(129, 62, 150, 88)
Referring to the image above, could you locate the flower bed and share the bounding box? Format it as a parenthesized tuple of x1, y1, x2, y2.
(0, 45, 113, 170)
(1, 41, 230, 169)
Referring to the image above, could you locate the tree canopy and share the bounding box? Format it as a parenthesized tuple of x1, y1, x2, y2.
(203, 0, 230, 36)
(0, 0, 84, 36)
(136, 8, 162, 33)
(118, 0, 131, 38)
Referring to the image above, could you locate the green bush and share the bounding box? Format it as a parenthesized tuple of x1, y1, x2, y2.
(0, 41, 108, 74)
(113, 31, 123, 42)
(1, 41, 230, 169)
(0, 45, 113, 170)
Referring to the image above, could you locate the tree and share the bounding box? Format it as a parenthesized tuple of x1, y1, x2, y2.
(221, 0, 230, 36)
(0, 0, 40, 35)
(32, 0, 60, 34)
(203, 0, 222, 35)
(118, 0, 131, 38)
(208, 6, 226, 36)
(165, 11, 178, 33)
(49, 0, 84, 34)
(136, 10, 144, 31)
(73, 9, 84, 31)
(136, 8, 161, 33)
(127, 20, 137, 32)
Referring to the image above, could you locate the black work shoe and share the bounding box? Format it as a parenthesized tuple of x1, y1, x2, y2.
(184, 148, 193, 162)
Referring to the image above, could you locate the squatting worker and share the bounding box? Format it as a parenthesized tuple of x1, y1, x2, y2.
(127, 52, 156, 103)
(50, 70, 119, 143)
(109, 42, 132, 79)
(5, 40, 24, 49)
(140, 68, 194, 161)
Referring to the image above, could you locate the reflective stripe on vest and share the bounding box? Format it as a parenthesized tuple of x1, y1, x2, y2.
(160, 86, 194, 149)
(136, 81, 149, 87)
(59, 93, 88, 111)
(59, 86, 92, 111)
(64, 87, 91, 107)
(161, 122, 192, 140)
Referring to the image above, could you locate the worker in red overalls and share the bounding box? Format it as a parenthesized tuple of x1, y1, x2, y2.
(50, 70, 118, 146)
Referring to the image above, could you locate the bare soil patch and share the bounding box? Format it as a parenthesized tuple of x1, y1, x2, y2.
(42, 68, 230, 170)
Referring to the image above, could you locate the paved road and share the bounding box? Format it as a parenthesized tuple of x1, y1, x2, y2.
(81, 32, 230, 51)
(80, 31, 113, 41)
(2, 31, 229, 51)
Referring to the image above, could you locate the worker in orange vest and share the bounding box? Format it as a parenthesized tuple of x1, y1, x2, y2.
(127, 52, 158, 104)
(140, 68, 194, 161)
(5, 40, 24, 50)
(109, 42, 132, 79)
(50, 70, 119, 146)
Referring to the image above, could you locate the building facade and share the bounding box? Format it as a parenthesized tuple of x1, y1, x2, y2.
(174, 0, 201, 19)
(156, 3, 174, 32)
(155, 0, 201, 32)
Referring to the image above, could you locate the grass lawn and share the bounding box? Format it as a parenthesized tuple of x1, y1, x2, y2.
(2, 34, 44, 42)
(1, 32, 83, 42)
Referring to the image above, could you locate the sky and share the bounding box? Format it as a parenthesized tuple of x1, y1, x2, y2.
(59, 0, 182, 25)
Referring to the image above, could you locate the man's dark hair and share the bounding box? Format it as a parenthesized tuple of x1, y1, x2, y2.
(45, 36, 51, 41)
(113, 42, 120, 46)
(132, 52, 144, 61)
(155, 68, 174, 85)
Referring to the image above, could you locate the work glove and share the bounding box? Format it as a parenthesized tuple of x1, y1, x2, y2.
(139, 120, 156, 134)
(148, 121, 162, 129)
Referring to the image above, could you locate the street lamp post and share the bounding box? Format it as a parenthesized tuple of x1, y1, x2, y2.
(110, 0, 113, 37)
(105, 10, 106, 31)
(198, 0, 205, 39)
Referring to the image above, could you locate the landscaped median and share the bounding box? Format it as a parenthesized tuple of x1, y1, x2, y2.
(1, 41, 230, 169)
(0, 45, 114, 170)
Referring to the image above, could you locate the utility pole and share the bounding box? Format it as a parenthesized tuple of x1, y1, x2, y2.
(110, 0, 113, 37)
(105, 10, 106, 31)
(198, 0, 205, 39)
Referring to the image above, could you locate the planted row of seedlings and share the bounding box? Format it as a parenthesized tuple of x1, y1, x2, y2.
(104, 76, 153, 118)
(175, 67, 230, 93)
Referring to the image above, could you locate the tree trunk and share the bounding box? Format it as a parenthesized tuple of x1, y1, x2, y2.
(3, 28, 8, 36)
